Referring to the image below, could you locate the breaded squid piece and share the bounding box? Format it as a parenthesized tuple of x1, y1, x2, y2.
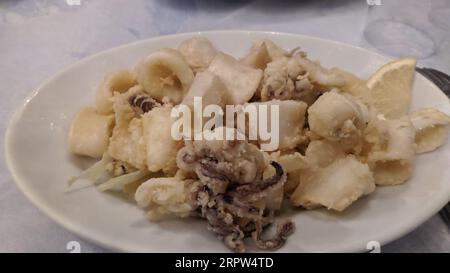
(268, 151, 308, 195)
(284, 170, 302, 195)
(240, 39, 288, 69)
(136, 48, 194, 104)
(308, 90, 370, 152)
(260, 57, 317, 104)
(269, 150, 308, 173)
(178, 37, 217, 73)
(365, 116, 416, 186)
(135, 177, 199, 221)
(286, 139, 346, 198)
(142, 105, 183, 175)
(291, 155, 375, 211)
(109, 118, 146, 170)
(181, 70, 229, 109)
(294, 55, 347, 88)
(329, 68, 371, 103)
(305, 140, 345, 169)
(254, 39, 288, 61)
(176, 127, 292, 252)
(409, 108, 450, 154)
(108, 89, 147, 169)
(240, 41, 271, 70)
(68, 107, 114, 158)
(95, 70, 137, 114)
(208, 53, 263, 105)
(248, 100, 308, 151)
(177, 127, 268, 188)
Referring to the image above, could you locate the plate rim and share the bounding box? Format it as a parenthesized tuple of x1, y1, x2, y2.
(5, 30, 450, 253)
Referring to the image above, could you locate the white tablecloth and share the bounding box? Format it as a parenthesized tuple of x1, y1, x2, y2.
(1, 0, 449, 252)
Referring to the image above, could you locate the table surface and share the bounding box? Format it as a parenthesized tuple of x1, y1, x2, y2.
(1, 0, 449, 253)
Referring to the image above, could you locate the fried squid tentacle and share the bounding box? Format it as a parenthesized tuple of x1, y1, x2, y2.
(177, 136, 294, 252)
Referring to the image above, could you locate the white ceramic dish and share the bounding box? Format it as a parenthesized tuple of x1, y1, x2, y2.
(5, 31, 450, 252)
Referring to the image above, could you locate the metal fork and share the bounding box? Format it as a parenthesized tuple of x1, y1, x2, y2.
(416, 67, 450, 227)
(416, 67, 450, 97)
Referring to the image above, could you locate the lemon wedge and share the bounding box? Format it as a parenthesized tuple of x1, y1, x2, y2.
(366, 57, 417, 119)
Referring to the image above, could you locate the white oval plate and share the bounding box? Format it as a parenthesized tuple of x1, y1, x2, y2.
(5, 31, 450, 253)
